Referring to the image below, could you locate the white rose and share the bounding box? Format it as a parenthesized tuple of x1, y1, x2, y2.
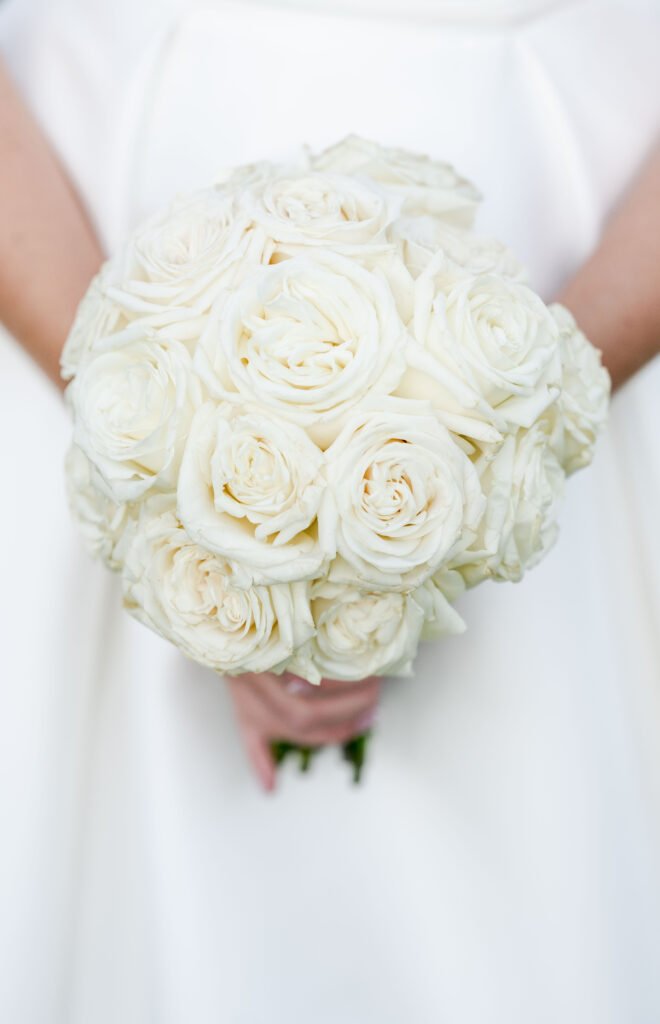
(121, 496, 314, 675)
(399, 255, 561, 438)
(430, 565, 468, 604)
(64, 444, 132, 570)
(286, 578, 426, 683)
(109, 190, 271, 316)
(69, 329, 202, 502)
(365, 248, 418, 327)
(177, 401, 334, 585)
(60, 262, 127, 381)
(312, 134, 480, 228)
(455, 425, 565, 585)
(325, 400, 485, 591)
(547, 303, 611, 474)
(194, 250, 407, 447)
(389, 216, 526, 281)
(214, 158, 282, 192)
(414, 575, 467, 640)
(239, 170, 395, 252)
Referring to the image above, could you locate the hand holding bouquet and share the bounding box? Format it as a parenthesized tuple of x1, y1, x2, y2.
(62, 135, 610, 781)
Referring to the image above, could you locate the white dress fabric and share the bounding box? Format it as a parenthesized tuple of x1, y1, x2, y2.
(1, 1, 660, 1021)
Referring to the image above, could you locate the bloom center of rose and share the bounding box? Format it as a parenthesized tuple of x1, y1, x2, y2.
(222, 435, 290, 506)
(155, 218, 227, 273)
(455, 283, 533, 370)
(274, 188, 338, 223)
(169, 547, 252, 630)
(101, 361, 172, 445)
(246, 308, 356, 388)
(360, 446, 430, 531)
(326, 594, 403, 650)
(217, 589, 252, 632)
(267, 179, 361, 226)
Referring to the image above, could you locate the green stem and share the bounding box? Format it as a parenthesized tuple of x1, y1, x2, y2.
(271, 740, 296, 766)
(269, 730, 372, 783)
(299, 746, 315, 772)
(341, 731, 371, 784)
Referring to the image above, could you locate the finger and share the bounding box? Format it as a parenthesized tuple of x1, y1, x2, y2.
(273, 685, 379, 739)
(237, 678, 378, 747)
(284, 673, 382, 695)
(244, 728, 277, 793)
(228, 673, 380, 747)
(272, 710, 378, 749)
(229, 677, 279, 737)
(252, 673, 382, 731)
(226, 677, 278, 793)
(296, 679, 381, 727)
(317, 674, 383, 692)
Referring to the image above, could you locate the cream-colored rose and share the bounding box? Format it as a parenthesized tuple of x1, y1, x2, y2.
(547, 303, 611, 474)
(325, 400, 485, 591)
(363, 248, 418, 328)
(455, 425, 565, 585)
(287, 568, 466, 684)
(414, 575, 467, 640)
(389, 216, 526, 281)
(312, 134, 480, 228)
(109, 190, 271, 316)
(194, 250, 407, 447)
(69, 329, 203, 502)
(286, 578, 426, 683)
(398, 255, 562, 440)
(214, 158, 282, 192)
(239, 170, 395, 253)
(121, 496, 314, 675)
(60, 262, 127, 381)
(177, 401, 334, 585)
(430, 565, 468, 604)
(64, 444, 133, 570)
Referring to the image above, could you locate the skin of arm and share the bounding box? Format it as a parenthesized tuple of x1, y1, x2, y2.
(0, 60, 104, 392)
(556, 139, 660, 392)
(0, 58, 382, 793)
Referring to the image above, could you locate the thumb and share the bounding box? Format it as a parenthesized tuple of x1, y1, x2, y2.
(244, 728, 277, 794)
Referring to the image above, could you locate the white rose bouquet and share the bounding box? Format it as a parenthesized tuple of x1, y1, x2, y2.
(62, 135, 610, 781)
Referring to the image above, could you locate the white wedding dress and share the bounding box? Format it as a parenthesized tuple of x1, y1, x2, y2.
(1, 1, 660, 1021)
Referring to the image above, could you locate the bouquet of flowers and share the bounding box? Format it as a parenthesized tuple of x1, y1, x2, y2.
(62, 135, 610, 778)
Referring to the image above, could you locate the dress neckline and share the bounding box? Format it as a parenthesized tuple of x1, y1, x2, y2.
(234, 0, 579, 27)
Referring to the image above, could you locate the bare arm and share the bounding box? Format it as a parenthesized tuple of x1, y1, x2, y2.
(0, 60, 383, 793)
(0, 59, 104, 392)
(556, 140, 660, 392)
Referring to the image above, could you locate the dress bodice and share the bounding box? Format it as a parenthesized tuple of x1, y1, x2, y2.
(238, 0, 574, 24)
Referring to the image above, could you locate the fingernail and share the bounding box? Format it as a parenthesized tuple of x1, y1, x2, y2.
(355, 709, 378, 730)
(286, 680, 310, 695)
(284, 674, 317, 695)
